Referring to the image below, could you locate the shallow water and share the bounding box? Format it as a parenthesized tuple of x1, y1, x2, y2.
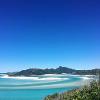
(0, 74, 86, 100)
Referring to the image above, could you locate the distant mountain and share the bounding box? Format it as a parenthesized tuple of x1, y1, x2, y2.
(7, 66, 100, 76)
(75, 69, 100, 75)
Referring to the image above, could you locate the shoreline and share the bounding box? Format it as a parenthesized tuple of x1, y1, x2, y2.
(0, 74, 94, 89)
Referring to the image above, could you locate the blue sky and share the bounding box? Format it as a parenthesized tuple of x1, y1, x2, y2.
(0, 0, 100, 72)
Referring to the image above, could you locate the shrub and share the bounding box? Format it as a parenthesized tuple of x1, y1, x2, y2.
(44, 81, 100, 100)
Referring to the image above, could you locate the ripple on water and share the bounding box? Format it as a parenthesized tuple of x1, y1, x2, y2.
(0, 74, 86, 89)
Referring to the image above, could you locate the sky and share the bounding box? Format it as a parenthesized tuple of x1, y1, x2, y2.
(0, 0, 100, 72)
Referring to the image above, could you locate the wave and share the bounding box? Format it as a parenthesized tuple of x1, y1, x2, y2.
(42, 73, 68, 76)
(1, 75, 68, 81)
(0, 74, 93, 89)
(0, 79, 89, 89)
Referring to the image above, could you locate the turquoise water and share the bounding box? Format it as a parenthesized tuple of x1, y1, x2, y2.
(0, 74, 81, 100)
(0, 87, 79, 100)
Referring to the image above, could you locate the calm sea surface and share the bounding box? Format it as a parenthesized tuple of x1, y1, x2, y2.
(0, 74, 83, 100)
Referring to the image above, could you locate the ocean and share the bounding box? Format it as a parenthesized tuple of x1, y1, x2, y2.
(0, 74, 90, 100)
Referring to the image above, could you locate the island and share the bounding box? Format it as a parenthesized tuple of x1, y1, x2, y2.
(7, 66, 100, 76)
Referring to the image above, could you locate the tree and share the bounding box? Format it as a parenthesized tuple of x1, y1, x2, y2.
(99, 70, 100, 84)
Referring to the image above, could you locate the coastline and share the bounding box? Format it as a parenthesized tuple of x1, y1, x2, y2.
(0, 74, 94, 89)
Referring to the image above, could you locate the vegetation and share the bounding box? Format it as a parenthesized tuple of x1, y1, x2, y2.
(7, 66, 100, 76)
(44, 81, 100, 100)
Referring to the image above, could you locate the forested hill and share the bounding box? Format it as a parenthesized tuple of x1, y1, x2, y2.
(7, 66, 100, 76)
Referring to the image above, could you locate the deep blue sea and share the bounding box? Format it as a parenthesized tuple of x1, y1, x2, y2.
(0, 74, 85, 100)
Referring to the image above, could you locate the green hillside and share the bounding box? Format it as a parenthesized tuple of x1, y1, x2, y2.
(44, 81, 100, 100)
